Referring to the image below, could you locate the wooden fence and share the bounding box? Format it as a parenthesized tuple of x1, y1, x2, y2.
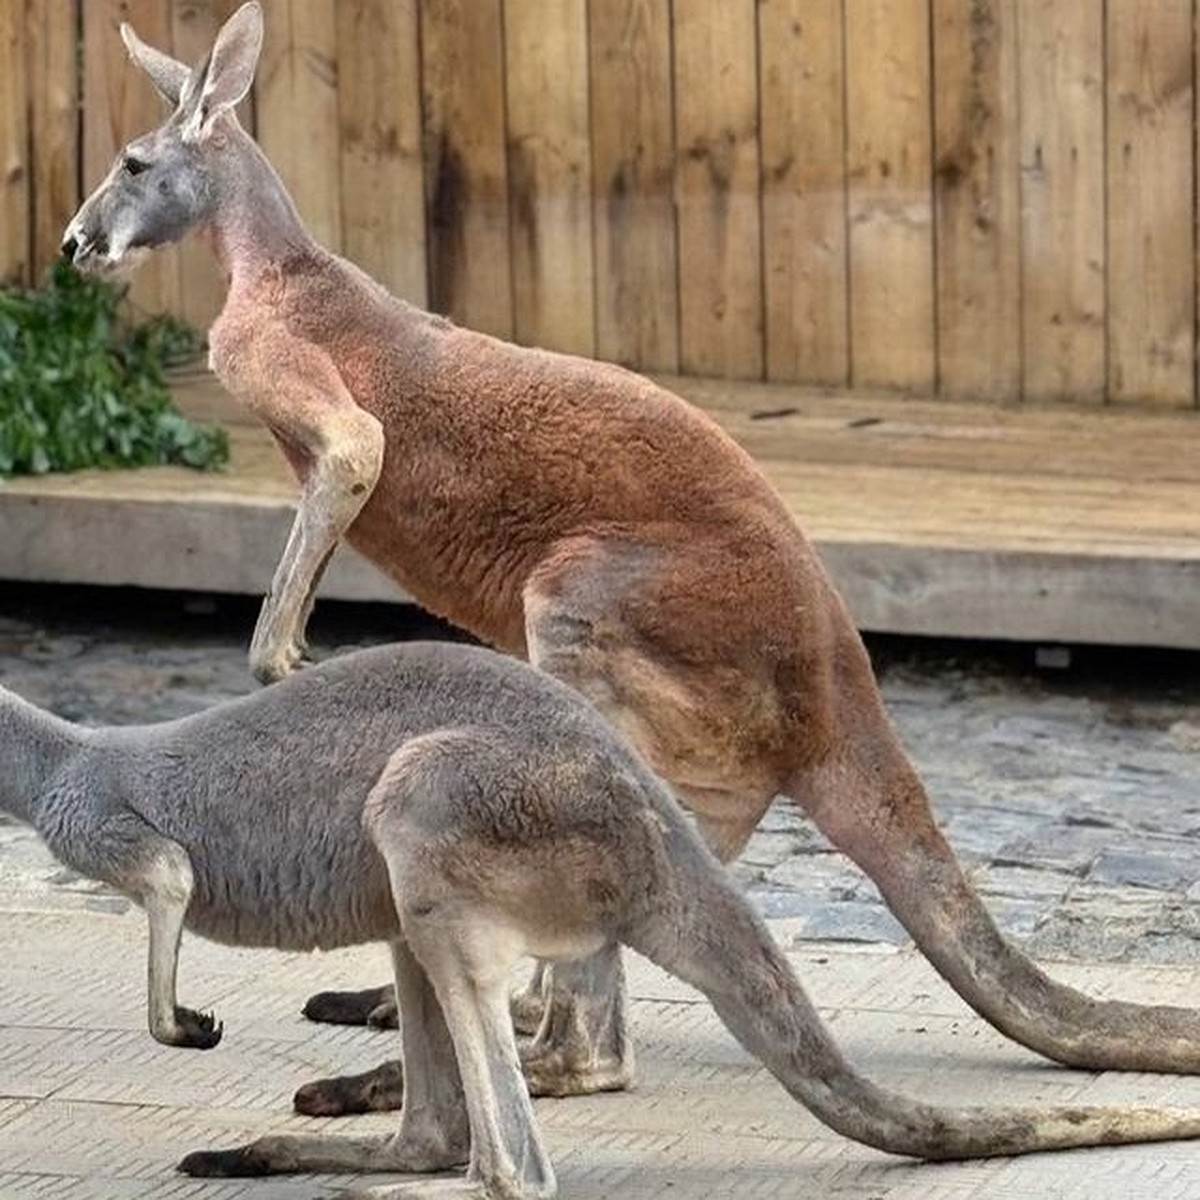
(3, 0, 1200, 408)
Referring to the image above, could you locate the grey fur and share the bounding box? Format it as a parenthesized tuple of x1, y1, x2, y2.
(8, 642, 1200, 1199)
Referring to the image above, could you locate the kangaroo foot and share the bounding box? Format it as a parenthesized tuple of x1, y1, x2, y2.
(302, 983, 396, 1027)
(179, 1143, 272, 1177)
(181, 1132, 463, 1179)
(153, 1005, 223, 1050)
(519, 945, 633, 1099)
(510, 986, 546, 1037)
(293, 1059, 405, 1116)
(519, 1041, 633, 1099)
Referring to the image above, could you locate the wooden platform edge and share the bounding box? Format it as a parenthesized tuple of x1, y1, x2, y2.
(2, 488, 1197, 649)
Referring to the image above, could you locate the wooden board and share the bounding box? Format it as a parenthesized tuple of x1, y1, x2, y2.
(932, 0, 1020, 401)
(170, 0, 246, 331)
(27, 0, 79, 284)
(335, 0, 426, 307)
(503, 0, 593, 356)
(0, 0, 28, 284)
(1106, 0, 1194, 408)
(8, 370, 1197, 648)
(588, 0, 678, 372)
(672, 0, 763, 380)
(256, 0, 341, 250)
(1018, 0, 1105, 404)
(759, 0, 848, 386)
(844, 0, 934, 392)
(82, 0, 180, 318)
(421, 0, 512, 338)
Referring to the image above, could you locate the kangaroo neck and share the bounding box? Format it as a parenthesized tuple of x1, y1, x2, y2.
(0, 690, 88, 826)
(205, 123, 322, 287)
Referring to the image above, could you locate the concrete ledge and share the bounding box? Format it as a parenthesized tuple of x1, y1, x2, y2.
(1, 373, 1198, 648)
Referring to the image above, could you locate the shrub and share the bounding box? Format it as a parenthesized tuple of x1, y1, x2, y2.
(0, 261, 228, 477)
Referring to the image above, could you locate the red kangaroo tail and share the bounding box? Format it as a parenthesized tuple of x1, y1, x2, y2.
(790, 734, 1200, 1074)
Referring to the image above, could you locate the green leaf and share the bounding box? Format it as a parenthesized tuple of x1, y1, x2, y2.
(0, 262, 228, 476)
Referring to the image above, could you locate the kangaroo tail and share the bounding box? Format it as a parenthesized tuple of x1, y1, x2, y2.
(789, 733, 1200, 1075)
(625, 826, 1200, 1161)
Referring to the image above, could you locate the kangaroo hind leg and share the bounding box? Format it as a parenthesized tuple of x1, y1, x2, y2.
(181, 934, 467, 1180)
(367, 733, 558, 1198)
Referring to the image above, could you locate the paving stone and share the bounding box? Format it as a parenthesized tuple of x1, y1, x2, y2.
(974, 864, 1076, 901)
(800, 901, 909, 946)
(1087, 849, 1200, 892)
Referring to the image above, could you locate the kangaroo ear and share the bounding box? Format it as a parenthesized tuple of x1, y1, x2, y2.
(181, 1, 263, 141)
(121, 23, 190, 106)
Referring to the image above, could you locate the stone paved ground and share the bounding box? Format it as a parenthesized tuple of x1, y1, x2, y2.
(5, 583, 1200, 1199)
(2, 582, 1199, 964)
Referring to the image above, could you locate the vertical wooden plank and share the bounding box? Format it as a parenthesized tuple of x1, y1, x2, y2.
(421, 0, 512, 337)
(589, 0, 678, 372)
(845, 0, 934, 392)
(673, 0, 763, 380)
(1106, 0, 1194, 408)
(256, 0, 341, 250)
(336, 0, 427, 307)
(0, 0, 29, 284)
(933, 0, 1020, 401)
(1018, 0, 1105, 404)
(83, 0, 180, 315)
(759, 0, 847, 385)
(171, 0, 245, 330)
(28, 0, 80, 283)
(504, 0, 593, 355)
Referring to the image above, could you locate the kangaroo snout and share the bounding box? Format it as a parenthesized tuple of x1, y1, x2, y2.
(60, 221, 110, 272)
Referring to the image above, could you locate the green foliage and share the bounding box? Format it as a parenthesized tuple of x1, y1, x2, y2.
(0, 260, 228, 477)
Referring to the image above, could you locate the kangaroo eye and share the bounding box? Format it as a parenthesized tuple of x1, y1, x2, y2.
(123, 156, 149, 177)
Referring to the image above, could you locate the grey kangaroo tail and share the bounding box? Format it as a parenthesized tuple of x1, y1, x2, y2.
(625, 841, 1200, 1160)
(790, 740, 1200, 1075)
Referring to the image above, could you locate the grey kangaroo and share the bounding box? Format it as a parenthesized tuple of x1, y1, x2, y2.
(8, 641, 1200, 1199)
(63, 0, 1200, 1122)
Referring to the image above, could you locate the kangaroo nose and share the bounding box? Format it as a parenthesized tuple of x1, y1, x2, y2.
(61, 234, 79, 261)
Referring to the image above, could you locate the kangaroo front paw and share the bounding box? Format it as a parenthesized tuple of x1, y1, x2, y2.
(154, 1005, 223, 1050)
(293, 1059, 405, 1116)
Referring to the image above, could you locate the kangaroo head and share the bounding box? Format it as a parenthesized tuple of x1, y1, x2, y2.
(62, 1, 263, 279)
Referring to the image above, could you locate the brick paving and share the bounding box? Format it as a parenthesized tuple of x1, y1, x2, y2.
(2, 584, 1200, 1197)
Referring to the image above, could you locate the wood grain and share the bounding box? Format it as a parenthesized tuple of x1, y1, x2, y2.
(504, 0, 593, 355)
(673, 0, 763, 379)
(932, 0, 1020, 401)
(256, 0, 341, 250)
(28, 0, 80, 283)
(421, 0, 512, 337)
(1106, 0, 1194, 407)
(759, 0, 848, 386)
(336, 0, 426, 306)
(845, 0, 934, 392)
(0, 0, 28, 283)
(589, 0, 678, 371)
(1018, 0, 1105, 403)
